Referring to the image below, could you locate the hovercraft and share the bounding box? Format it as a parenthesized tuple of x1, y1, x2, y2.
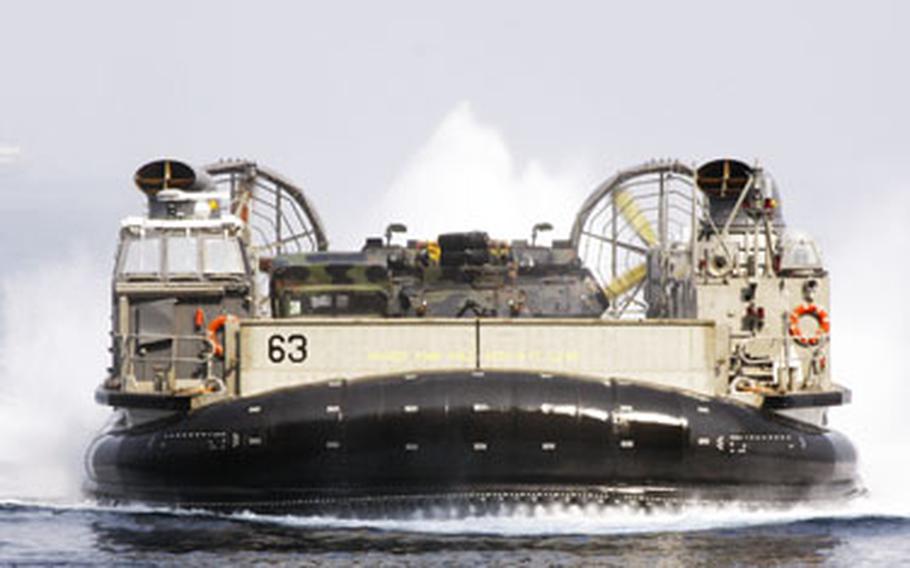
(85, 158, 860, 514)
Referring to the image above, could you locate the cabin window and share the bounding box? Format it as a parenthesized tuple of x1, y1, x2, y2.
(166, 236, 199, 276)
(121, 237, 162, 276)
(310, 294, 333, 310)
(119, 234, 247, 280)
(202, 238, 245, 275)
(278, 290, 387, 317)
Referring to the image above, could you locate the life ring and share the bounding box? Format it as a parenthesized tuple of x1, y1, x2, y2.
(207, 314, 239, 358)
(788, 303, 830, 347)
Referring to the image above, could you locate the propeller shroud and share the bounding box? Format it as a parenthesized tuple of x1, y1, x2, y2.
(205, 160, 329, 315)
(570, 161, 704, 318)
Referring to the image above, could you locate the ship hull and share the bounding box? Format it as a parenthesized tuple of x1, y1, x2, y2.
(85, 370, 860, 514)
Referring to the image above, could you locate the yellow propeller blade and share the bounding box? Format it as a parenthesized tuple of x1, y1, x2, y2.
(613, 188, 658, 247)
(605, 262, 647, 300)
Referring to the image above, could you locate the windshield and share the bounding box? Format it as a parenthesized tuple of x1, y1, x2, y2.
(118, 233, 247, 280)
(120, 237, 162, 276)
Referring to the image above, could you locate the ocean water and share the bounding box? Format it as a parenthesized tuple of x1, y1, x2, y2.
(1, 499, 909, 566)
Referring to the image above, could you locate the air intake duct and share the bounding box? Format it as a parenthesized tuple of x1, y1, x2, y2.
(134, 159, 214, 196)
(695, 158, 783, 231)
(695, 158, 753, 200)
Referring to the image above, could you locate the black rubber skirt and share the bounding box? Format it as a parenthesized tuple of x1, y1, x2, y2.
(85, 370, 861, 514)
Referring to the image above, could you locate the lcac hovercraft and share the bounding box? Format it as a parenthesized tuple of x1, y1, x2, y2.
(85, 157, 859, 514)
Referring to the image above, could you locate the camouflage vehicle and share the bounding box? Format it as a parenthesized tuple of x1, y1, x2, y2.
(85, 158, 859, 514)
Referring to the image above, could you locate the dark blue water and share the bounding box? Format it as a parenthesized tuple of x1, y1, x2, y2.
(1, 500, 907, 566)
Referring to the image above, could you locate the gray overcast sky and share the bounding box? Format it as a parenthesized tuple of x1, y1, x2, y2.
(0, 0, 907, 263)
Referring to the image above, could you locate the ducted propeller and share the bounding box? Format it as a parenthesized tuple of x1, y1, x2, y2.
(571, 161, 701, 318)
(612, 188, 658, 247)
(601, 189, 660, 301)
(604, 262, 647, 301)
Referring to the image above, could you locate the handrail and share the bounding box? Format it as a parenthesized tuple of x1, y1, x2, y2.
(117, 332, 217, 394)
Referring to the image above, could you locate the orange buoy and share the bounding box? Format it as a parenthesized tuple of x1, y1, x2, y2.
(207, 314, 239, 358)
(788, 303, 830, 347)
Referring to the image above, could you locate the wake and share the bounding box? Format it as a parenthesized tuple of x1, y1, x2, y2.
(1, 495, 908, 537)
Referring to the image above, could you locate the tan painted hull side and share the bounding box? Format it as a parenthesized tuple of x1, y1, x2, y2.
(239, 318, 726, 397)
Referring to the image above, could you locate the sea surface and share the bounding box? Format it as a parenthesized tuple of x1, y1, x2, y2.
(1, 498, 908, 566)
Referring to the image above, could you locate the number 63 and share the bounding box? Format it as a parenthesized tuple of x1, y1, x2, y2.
(268, 334, 308, 363)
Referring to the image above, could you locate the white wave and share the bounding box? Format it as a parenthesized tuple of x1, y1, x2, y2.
(358, 101, 594, 248)
(0, 247, 108, 500)
(824, 187, 910, 517)
(3, 495, 906, 538)
(208, 497, 910, 536)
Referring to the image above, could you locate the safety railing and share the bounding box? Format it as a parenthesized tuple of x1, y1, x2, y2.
(115, 332, 222, 395)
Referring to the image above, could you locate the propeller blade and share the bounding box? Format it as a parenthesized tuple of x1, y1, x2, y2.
(613, 188, 658, 247)
(605, 262, 647, 300)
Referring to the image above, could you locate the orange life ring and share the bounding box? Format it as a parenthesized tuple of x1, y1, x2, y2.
(788, 303, 830, 347)
(207, 314, 239, 358)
